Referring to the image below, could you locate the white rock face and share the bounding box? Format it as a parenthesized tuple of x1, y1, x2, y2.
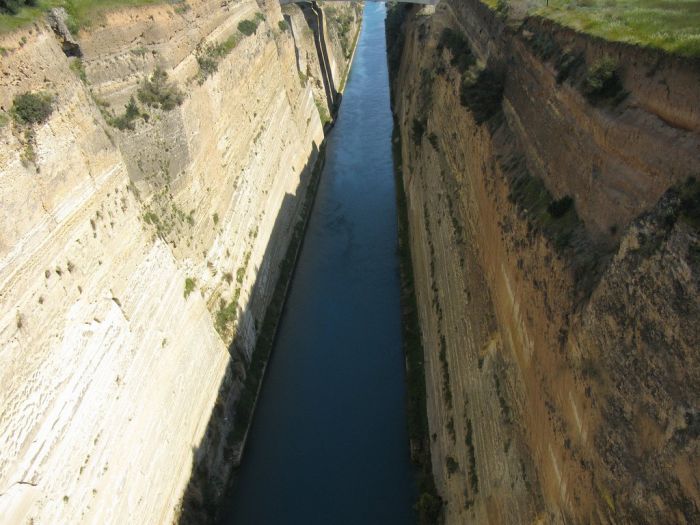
(0, 0, 356, 522)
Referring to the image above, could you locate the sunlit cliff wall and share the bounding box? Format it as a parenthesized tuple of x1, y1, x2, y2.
(0, 0, 358, 522)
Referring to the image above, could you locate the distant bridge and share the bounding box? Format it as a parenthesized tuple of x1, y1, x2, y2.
(280, 0, 439, 5)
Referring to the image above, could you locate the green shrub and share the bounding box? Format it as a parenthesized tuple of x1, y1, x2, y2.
(0, 0, 37, 15)
(197, 54, 218, 78)
(583, 57, 624, 103)
(12, 91, 54, 125)
(460, 68, 504, 124)
(496, 0, 509, 18)
(184, 277, 196, 298)
(196, 33, 240, 81)
(108, 96, 141, 130)
(278, 19, 288, 32)
(137, 67, 184, 110)
(238, 18, 260, 36)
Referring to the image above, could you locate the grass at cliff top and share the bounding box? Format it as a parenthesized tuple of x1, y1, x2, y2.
(533, 0, 700, 57)
(480, 0, 700, 57)
(0, 0, 166, 35)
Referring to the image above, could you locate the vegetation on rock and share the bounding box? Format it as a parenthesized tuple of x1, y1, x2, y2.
(12, 91, 54, 124)
(459, 67, 504, 124)
(582, 57, 625, 103)
(137, 67, 183, 110)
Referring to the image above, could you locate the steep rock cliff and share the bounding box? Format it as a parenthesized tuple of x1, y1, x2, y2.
(0, 1, 359, 523)
(389, 1, 699, 523)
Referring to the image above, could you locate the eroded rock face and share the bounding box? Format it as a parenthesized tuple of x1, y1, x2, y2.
(0, 1, 358, 523)
(47, 7, 81, 56)
(388, 1, 699, 523)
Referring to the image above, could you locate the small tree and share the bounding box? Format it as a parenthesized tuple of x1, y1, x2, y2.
(137, 67, 184, 110)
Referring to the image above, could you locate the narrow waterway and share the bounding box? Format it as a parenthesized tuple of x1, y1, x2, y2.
(218, 4, 416, 524)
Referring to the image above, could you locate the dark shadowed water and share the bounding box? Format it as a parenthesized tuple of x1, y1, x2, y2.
(218, 4, 415, 524)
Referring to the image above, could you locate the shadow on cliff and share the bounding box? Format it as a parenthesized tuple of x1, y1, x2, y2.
(177, 142, 325, 524)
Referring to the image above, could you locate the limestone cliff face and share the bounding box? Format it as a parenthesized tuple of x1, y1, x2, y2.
(389, 1, 699, 523)
(0, 1, 358, 523)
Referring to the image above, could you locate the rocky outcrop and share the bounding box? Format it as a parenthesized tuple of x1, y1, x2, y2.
(388, 1, 699, 523)
(0, 1, 359, 523)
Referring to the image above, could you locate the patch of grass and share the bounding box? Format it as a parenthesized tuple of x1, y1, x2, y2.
(532, 0, 700, 57)
(184, 277, 195, 298)
(215, 298, 238, 336)
(137, 67, 183, 110)
(0, 0, 166, 36)
(314, 96, 331, 126)
(196, 32, 240, 81)
(69, 57, 87, 83)
(277, 19, 288, 32)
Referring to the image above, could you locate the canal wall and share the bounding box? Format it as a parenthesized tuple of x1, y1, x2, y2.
(388, 1, 700, 523)
(0, 1, 360, 523)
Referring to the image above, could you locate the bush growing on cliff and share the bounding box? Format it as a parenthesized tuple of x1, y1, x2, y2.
(412, 118, 426, 145)
(437, 28, 475, 73)
(314, 97, 331, 126)
(137, 67, 184, 110)
(582, 57, 625, 104)
(459, 68, 504, 124)
(12, 91, 53, 125)
(238, 18, 260, 36)
(184, 277, 196, 299)
(109, 96, 141, 130)
(547, 195, 574, 218)
(196, 33, 240, 81)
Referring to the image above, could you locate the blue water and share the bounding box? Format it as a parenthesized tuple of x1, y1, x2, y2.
(219, 4, 416, 524)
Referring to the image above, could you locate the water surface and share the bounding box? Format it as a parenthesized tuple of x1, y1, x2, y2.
(219, 5, 415, 523)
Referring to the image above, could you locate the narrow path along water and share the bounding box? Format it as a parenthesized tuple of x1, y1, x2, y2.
(218, 4, 416, 524)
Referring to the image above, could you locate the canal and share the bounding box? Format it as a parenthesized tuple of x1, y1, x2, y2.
(218, 4, 416, 524)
